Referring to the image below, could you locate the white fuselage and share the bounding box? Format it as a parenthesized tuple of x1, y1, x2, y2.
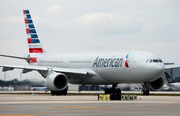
(167, 83, 180, 90)
(30, 51, 165, 85)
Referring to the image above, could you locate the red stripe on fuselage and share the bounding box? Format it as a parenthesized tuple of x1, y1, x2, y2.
(125, 60, 129, 68)
(30, 57, 37, 63)
(29, 48, 43, 53)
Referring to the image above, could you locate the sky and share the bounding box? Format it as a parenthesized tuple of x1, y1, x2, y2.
(0, 0, 180, 81)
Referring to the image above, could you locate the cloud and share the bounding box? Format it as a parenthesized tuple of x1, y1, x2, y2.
(0, 15, 26, 51)
(46, 4, 66, 17)
(69, 12, 142, 35)
(0, 16, 23, 35)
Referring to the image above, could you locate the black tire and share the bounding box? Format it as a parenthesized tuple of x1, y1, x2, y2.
(145, 90, 149, 96)
(56, 91, 63, 96)
(116, 88, 121, 94)
(110, 88, 114, 94)
(141, 90, 145, 95)
(51, 90, 55, 96)
(105, 88, 110, 94)
(62, 88, 67, 95)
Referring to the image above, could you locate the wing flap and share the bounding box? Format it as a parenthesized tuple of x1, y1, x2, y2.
(0, 54, 27, 60)
(22, 69, 33, 73)
(52, 67, 88, 75)
(2, 67, 14, 71)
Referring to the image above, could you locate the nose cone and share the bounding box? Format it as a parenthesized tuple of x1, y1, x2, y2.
(152, 64, 165, 76)
(147, 64, 165, 81)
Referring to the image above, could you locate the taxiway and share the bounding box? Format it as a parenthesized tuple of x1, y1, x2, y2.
(0, 93, 180, 116)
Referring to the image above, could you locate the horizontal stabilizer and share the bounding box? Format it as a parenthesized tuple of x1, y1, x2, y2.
(0, 54, 27, 60)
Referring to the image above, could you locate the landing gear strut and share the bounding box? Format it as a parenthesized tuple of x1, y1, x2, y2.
(105, 84, 121, 95)
(51, 88, 67, 96)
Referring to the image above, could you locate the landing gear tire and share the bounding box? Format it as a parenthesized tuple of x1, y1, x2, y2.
(110, 88, 114, 94)
(116, 88, 121, 94)
(51, 88, 68, 96)
(141, 90, 149, 96)
(104, 84, 121, 95)
(145, 90, 149, 95)
(141, 90, 145, 95)
(62, 88, 67, 95)
(51, 90, 56, 96)
(56, 91, 63, 96)
(105, 88, 110, 94)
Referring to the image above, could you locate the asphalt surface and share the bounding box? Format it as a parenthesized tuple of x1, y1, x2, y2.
(0, 94, 180, 116)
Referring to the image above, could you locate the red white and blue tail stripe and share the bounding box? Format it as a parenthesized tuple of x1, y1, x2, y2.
(23, 10, 45, 53)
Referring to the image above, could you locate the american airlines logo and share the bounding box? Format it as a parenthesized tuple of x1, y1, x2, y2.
(93, 56, 124, 68)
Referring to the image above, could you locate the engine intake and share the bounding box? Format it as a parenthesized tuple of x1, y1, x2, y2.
(145, 77, 164, 91)
(45, 73, 68, 91)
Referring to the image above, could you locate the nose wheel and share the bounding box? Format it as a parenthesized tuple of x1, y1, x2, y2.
(141, 89, 149, 95)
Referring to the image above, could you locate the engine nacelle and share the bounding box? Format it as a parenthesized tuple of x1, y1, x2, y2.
(45, 73, 68, 91)
(144, 77, 164, 91)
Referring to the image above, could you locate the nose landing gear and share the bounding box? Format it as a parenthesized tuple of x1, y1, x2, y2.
(141, 89, 149, 95)
(141, 82, 150, 96)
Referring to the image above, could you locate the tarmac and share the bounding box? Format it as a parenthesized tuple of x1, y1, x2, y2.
(0, 93, 180, 116)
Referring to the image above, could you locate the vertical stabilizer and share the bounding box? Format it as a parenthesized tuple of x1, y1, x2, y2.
(23, 10, 45, 53)
(164, 72, 177, 83)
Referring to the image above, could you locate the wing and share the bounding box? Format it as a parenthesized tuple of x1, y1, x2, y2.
(0, 64, 96, 79)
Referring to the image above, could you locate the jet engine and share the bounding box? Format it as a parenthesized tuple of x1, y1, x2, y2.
(45, 72, 68, 91)
(144, 77, 164, 91)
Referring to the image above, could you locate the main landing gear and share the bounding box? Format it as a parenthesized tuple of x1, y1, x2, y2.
(51, 88, 67, 96)
(104, 84, 121, 95)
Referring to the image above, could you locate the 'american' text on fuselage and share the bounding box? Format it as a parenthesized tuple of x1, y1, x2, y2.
(93, 56, 124, 68)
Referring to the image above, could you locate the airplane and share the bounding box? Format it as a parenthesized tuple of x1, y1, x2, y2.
(30, 87, 49, 91)
(163, 72, 180, 90)
(0, 10, 179, 96)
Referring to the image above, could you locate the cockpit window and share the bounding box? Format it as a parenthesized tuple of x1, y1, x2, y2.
(159, 59, 163, 63)
(146, 59, 163, 63)
(146, 59, 152, 63)
(153, 59, 158, 63)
